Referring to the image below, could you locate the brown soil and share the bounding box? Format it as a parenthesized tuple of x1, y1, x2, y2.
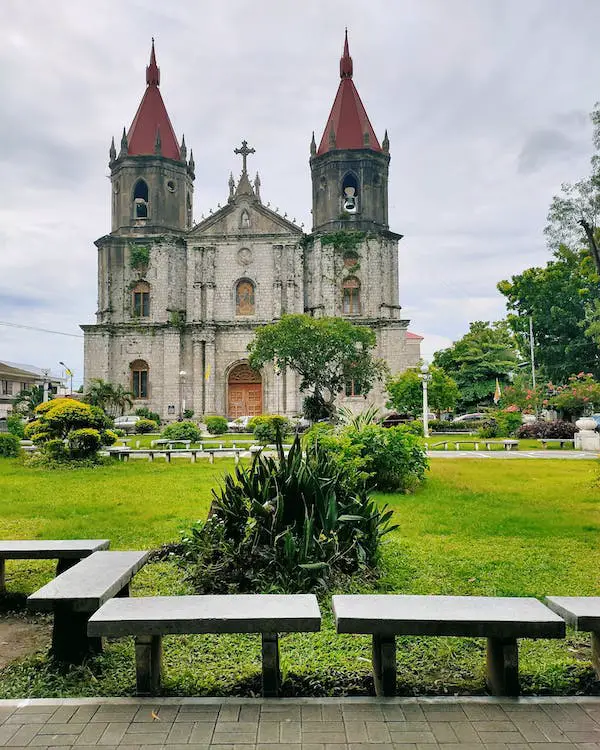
(0, 616, 51, 668)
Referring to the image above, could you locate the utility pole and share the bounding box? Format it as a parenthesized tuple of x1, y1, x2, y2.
(529, 316, 537, 415)
(41, 369, 50, 402)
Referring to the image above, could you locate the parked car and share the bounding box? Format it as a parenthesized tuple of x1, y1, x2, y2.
(452, 413, 486, 423)
(113, 415, 141, 434)
(226, 415, 252, 433)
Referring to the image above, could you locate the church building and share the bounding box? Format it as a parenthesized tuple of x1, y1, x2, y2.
(82, 34, 421, 420)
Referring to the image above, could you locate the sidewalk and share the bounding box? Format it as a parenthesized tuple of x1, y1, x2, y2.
(0, 696, 598, 749)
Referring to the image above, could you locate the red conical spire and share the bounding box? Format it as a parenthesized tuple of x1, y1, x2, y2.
(340, 28, 353, 78)
(127, 40, 181, 161)
(317, 31, 381, 156)
(146, 37, 160, 86)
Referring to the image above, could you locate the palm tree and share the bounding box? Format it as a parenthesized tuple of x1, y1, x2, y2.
(12, 385, 46, 417)
(84, 379, 133, 418)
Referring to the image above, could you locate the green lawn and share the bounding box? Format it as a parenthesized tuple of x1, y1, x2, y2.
(0, 456, 598, 697)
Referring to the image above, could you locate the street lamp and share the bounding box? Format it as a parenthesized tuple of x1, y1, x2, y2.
(59, 362, 73, 394)
(419, 362, 432, 438)
(179, 370, 187, 418)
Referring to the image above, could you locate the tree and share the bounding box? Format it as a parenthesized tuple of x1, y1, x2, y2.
(84, 379, 133, 418)
(386, 365, 459, 418)
(498, 245, 600, 382)
(247, 314, 385, 419)
(433, 321, 519, 412)
(12, 385, 47, 417)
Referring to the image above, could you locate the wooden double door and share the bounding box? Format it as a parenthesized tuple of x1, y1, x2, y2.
(228, 364, 262, 417)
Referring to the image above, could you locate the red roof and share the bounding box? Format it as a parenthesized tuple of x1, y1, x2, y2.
(127, 40, 180, 161)
(406, 332, 424, 340)
(317, 32, 381, 156)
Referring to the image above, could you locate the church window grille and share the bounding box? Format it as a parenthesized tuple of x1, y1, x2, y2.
(130, 359, 149, 399)
(133, 179, 149, 219)
(132, 282, 150, 317)
(345, 378, 364, 397)
(342, 277, 361, 314)
(236, 279, 256, 316)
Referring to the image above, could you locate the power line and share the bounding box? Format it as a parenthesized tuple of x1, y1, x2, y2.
(0, 320, 83, 339)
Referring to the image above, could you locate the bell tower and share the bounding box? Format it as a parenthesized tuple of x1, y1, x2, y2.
(310, 31, 390, 234)
(108, 40, 194, 234)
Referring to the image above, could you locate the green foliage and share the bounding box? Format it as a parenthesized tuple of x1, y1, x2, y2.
(101, 429, 118, 446)
(548, 372, 600, 419)
(386, 365, 460, 417)
(337, 404, 382, 429)
(248, 314, 385, 418)
(6, 415, 24, 438)
(320, 230, 365, 252)
(161, 421, 201, 441)
(182, 409, 195, 419)
(205, 416, 228, 435)
(135, 406, 161, 424)
(248, 415, 290, 444)
(498, 246, 600, 381)
(303, 393, 334, 422)
(516, 420, 577, 439)
(0, 433, 20, 458)
(130, 245, 150, 271)
(42, 439, 68, 462)
(84, 379, 133, 418)
(433, 321, 519, 412)
(12, 385, 47, 418)
(179, 434, 397, 593)
(135, 418, 158, 434)
(494, 409, 524, 437)
(477, 419, 498, 439)
(67, 428, 102, 459)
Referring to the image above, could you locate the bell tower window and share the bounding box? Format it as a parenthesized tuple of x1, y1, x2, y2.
(133, 179, 149, 219)
(342, 173, 359, 214)
(342, 277, 361, 314)
(132, 282, 150, 317)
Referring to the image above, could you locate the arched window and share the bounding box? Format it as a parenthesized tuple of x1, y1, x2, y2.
(341, 172, 359, 213)
(130, 359, 149, 399)
(235, 279, 255, 316)
(342, 277, 361, 314)
(132, 282, 150, 318)
(133, 179, 149, 219)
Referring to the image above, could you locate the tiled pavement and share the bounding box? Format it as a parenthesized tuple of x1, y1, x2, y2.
(0, 698, 598, 750)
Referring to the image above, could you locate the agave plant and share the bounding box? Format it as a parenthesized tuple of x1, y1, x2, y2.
(337, 404, 382, 429)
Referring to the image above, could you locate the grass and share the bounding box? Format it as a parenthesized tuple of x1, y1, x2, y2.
(118, 433, 293, 449)
(0, 456, 598, 697)
(424, 433, 572, 450)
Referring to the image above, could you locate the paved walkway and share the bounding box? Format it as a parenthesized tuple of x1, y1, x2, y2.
(428, 450, 598, 459)
(0, 697, 599, 749)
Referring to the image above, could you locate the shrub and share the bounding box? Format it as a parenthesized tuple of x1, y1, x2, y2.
(205, 416, 228, 435)
(101, 429, 118, 446)
(0, 434, 21, 458)
(516, 420, 577, 439)
(179, 434, 397, 593)
(494, 410, 523, 437)
(477, 419, 498, 439)
(113, 428, 126, 437)
(67, 428, 102, 459)
(135, 407, 161, 425)
(135, 418, 158, 434)
(403, 419, 423, 436)
(42, 439, 68, 462)
(182, 409, 195, 419)
(6, 415, 24, 438)
(250, 415, 290, 444)
(303, 392, 334, 422)
(161, 420, 201, 442)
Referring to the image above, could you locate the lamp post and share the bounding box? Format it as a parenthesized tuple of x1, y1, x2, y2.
(59, 362, 73, 394)
(179, 370, 187, 419)
(419, 363, 432, 438)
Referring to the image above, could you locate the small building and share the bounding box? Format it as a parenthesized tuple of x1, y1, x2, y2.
(0, 361, 64, 418)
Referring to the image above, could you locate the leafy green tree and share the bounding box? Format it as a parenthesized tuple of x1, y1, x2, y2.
(433, 321, 518, 412)
(12, 385, 47, 417)
(498, 246, 600, 381)
(248, 314, 385, 419)
(84, 379, 133, 418)
(386, 365, 459, 418)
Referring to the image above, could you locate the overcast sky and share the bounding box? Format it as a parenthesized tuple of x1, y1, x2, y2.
(1, 0, 599, 385)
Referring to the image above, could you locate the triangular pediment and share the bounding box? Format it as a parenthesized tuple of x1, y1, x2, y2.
(189, 197, 303, 239)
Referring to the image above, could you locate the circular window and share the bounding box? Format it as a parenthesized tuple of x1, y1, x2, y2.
(167, 180, 176, 193)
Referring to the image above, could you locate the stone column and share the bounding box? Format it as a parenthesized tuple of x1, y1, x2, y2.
(204, 334, 216, 415)
(192, 336, 204, 416)
(162, 329, 181, 419)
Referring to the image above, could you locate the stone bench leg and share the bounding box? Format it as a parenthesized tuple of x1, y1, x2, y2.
(209, 452, 214, 464)
(191, 452, 197, 463)
(56, 557, 81, 577)
(235, 451, 240, 465)
(261, 632, 281, 697)
(372, 634, 396, 696)
(486, 636, 519, 696)
(0, 559, 6, 593)
(135, 635, 162, 695)
(591, 632, 600, 678)
(51, 604, 101, 664)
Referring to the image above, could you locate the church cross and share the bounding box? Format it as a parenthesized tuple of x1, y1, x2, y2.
(234, 140, 255, 173)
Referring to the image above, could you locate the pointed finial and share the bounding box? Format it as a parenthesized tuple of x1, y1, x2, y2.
(188, 149, 195, 175)
(228, 172, 235, 201)
(109, 136, 116, 163)
(146, 38, 160, 86)
(254, 171, 261, 202)
(382, 129, 390, 153)
(310, 131, 316, 156)
(340, 29, 353, 79)
(154, 127, 162, 155)
(180, 134, 187, 161)
(119, 127, 128, 157)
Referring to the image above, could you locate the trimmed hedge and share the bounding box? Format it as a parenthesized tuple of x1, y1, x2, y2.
(516, 420, 577, 439)
(0, 434, 21, 458)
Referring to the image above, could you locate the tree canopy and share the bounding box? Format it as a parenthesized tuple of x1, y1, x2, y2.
(83, 379, 134, 418)
(247, 314, 385, 418)
(433, 321, 519, 412)
(386, 365, 459, 418)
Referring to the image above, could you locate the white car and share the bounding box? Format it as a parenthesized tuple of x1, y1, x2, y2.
(452, 413, 486, 423)
(226, 415, 252, 433)
(113, 415, 141, 433)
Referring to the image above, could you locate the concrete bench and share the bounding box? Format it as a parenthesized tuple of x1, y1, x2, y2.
(539, 438, 574, 449)
(545, 596, 600, 677)
(28, 550, 149, 664)
(0, 539, 110, 593)
(108, 448, 242, 464)
(332, 594, 565, 696)
(484, 440, 519, 451)
(150, 439, 192, 449)
(88, 593, 321, 696)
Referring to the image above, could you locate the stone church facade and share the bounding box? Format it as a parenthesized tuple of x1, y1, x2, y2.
(82, 35, 421, 421)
